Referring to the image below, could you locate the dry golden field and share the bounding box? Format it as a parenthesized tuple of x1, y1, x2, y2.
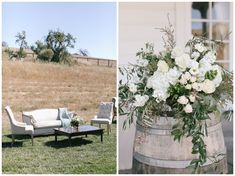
(2, 55, 116, 132)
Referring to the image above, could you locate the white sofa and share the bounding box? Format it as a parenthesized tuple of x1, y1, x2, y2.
(22, 108, 73, 135)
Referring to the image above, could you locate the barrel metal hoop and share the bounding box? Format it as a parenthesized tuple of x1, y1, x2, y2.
(133, 151, 226, 168)
(136, 121, 222, 136)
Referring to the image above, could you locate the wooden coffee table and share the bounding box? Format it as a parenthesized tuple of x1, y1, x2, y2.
(54, 125, 104, 146)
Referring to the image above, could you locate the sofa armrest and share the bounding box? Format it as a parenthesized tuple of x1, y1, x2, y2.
(22, 114, 35, 125)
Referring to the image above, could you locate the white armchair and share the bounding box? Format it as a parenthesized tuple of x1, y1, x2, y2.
(91, 102, 113, 135)
(5, 106, 34, 146)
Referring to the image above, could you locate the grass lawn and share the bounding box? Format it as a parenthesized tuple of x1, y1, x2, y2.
(2, 124, 116, 174)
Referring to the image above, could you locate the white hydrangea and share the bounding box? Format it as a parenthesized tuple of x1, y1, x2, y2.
(137, 58, 148, 67)
(157, 60, 169, 73)
(195, 43, 206, 53)
(153, 89, 169, 103)
(202, 79, 216, 94)
(128, 83, 137, 93)
(189, 59, 199, 69)
(203, 51, 216, 64)
(191, 52, 200, 59)
(166, 67, 182, 85)
(171, 47, 184, 58)
(184, 104, 193, 113)
(211, 65, 223, 87)
(134, 95, 149, 107)
(177, 96, 189, 105)
(175, 54, 191, 70)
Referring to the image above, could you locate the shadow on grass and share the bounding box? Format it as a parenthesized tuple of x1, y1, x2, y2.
(2, 134, 28, 148)
(44, 137, 93, 148)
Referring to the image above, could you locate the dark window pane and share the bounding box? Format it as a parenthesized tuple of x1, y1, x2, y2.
(212, 2, 230, 20)
(192, 22, 209, 37)
(212, 22, 230, 40)
(192, 2, 209, 19)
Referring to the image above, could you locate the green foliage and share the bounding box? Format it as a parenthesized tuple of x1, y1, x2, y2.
(46, 29, 76, 63)
(38, 49, 54, 61)
(31, 40, 47, 55)
(205, 70, 217, 80)
(15, 31, 28, 50)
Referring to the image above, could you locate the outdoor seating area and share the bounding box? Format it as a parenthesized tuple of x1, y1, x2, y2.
(3, 99, 117, 174)
(4, 99, 116, 146)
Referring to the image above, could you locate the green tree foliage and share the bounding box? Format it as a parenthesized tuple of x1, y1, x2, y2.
(15, 30, 28, 59)
(38, 49, 54, 61)
(45, 29, 76, 62)
(31, 29, 76, 64)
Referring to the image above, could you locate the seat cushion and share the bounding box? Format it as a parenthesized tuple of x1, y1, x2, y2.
(33, 120, 61, 129)
(91, 118, 112, 124)
(24, 109, 59, 122)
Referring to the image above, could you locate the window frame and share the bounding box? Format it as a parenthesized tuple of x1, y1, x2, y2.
(189, 2, 233, 71)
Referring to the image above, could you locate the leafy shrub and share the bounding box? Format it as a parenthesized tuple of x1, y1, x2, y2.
(38, 49, 54, 61)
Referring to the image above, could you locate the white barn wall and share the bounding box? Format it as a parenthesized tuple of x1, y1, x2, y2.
(118, 2, 191, 170)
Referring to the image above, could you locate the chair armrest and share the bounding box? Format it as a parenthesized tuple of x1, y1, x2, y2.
(68, 111, 77, 118)
(22, 114, 36, 125)
(93, 115, 98, 119)
(15, 121, 27, 128)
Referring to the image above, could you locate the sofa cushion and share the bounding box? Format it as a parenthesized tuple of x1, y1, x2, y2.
(91, 118, 112, 124)
(25, 109, 59, 122)
(33, 120, 61, 129)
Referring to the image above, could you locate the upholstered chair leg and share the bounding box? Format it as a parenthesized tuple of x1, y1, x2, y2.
(91, 121, 93, 126)
(109, 124, 111, 132)
(31, 134, 34, 146)
(99, 124, 101, 128)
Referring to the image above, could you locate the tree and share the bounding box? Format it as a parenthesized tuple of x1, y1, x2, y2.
(15, 30, 27, 59)
(78, 48, 89, 56)
(31, 40, 47, 55)
(45, 29, 76, 62)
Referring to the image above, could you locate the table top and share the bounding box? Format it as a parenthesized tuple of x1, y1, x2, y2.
(54, 125, 103, 134)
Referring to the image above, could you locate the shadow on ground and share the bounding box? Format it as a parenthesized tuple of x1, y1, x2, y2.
(44, 137, 93, 148)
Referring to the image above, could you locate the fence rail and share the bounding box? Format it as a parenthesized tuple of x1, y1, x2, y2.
(3, 47, 116, 67)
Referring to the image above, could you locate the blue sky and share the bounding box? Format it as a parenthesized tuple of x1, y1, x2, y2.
(2, 2, 117, 59)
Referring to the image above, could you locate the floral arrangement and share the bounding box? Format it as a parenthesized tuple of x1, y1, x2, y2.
(70, 116, 84, 127)
(119, 23, 233, 172)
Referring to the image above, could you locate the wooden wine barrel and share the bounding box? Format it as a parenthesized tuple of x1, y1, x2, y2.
(132, 114, 228, 174)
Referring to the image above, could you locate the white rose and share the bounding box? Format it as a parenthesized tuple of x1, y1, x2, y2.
(202, 79, 216, 94)
(157, 60, 169, 73)
(184, 46, 191, 54)
(192, 82, 203, 91)
(179, 77, 187, 85)
(184, 104, 193, 113)
(137, 58, 148, 67)
(191, 52, 200, 59)
(190, 76, 197, 83)
(185, 84, 192, 90)
(177, 96, 189, 105)
(175, 54, 191, 70)
(189, 67, 199, 75)
(195, 43, 206, 53)
(153, 89, 169, 103)
(128, 83, 137, 93)
(134, 95, 149, 107)
(182, 72, 191, 80)
(171, 47, 184, 58)
(189, 95, 196, 102)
